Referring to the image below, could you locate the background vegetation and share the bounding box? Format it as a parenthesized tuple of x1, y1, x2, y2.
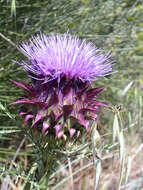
(0, 0, 143, 189)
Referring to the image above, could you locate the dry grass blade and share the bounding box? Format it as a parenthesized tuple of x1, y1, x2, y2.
(138, 95, 142, 128)
(125, 156, 132, 184)
(1, 137, 26, 190)
(118, 131, 125, 190)
(121, 81, 133, 97)
(94, 160, 102, 190)
(68, 158, 74, 190)
(51, 162, 93, 190)
(21, 163, 38, 190)
(119, 131, 124, 164)
(91, 121, 102, 190)
(113, 113, 120, 143)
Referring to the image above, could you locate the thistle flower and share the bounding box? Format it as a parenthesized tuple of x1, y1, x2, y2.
(12, 33, 113, 139)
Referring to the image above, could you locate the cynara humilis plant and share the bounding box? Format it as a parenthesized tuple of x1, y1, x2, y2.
(12, 33, 114, 140)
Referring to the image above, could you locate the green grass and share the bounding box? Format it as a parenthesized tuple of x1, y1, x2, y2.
(0, 0, 143, 189)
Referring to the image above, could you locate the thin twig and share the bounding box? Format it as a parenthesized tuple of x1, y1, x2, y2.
(10, 137, 27, 170)
(0, 32, 20, 51)
(0, 32, 29, 58)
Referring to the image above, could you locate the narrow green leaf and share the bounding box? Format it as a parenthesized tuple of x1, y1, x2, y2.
(0, 102, 14, 119)
(11, 0, 16, 17)
(0, 130, 21, 134)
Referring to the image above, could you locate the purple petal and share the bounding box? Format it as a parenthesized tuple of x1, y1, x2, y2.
(19, 33, 113, 83)
(88, 106, 101, 112)
(42, 121, 49, 135)
(32, 112, 43, 126)
(84, 120, 90, 132)
(86, 86, 106, 99)
(12, 80, 35, 95)
(19, 112, 27, 116)
(57, 131, 64, 139)
(90, 112, 97, 120)
(24, 114, 33, 125)
(77, 131, 80, 137)
(12, 98, 47, 108)
(12, 98, 33, 105)
(68, 128, 76, 138)
(54, 124, 63, 136)
(90, 100, 107, 107)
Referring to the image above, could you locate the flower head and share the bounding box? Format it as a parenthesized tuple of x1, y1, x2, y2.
(12, 33, 114, 139)
(20, 33, 113, 82)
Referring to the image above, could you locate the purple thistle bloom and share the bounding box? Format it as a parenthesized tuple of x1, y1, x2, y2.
(12, 33, 114, 139)
(20, 33, 113, 83)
